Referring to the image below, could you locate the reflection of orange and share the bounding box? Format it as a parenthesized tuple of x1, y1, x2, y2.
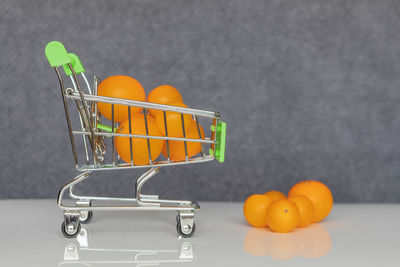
(288, 195, 315, 227)
(288, 181, 333, 223)
(292, 227, 315, 256)
(147, 85, 183, 117)
(266, 199, 300, 233)
(243, 222, 332, 259)
(97, 75, 146, 122)
(116, 114, 164, 165)
(243, 194, 273, 228)
(302, 224, 332, 258)
(264, 190, 286, 202)
(264, 231, 299, 260)
(243, 228, 270, 256)
(162, 123, 204, 161)
(154, 102, 194, 138)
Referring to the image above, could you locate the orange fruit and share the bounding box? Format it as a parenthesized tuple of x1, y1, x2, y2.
(147, 85, 183, 117)
(162, 123, 204, 161)
(115, 114, 164, 165)
(154, 102, 194, 138)
(97, 75, 146, 122)
(264, 190, 286, 202)
(288, 181, 333, 223)
(243, 194, 274, 228)
(288, 195, 315, 227)
(266, 199, 300, 233)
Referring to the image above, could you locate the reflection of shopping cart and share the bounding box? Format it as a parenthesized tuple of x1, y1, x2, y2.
(60, 226, 194, 266)
(45, 41, 226, 238)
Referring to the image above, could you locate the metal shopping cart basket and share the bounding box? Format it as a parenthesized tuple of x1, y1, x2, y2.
(45, 41, 226, 238)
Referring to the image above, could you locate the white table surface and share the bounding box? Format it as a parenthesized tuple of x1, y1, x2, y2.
(0, 200, 399, 266)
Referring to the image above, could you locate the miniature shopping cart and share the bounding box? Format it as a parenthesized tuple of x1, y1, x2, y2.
(45, 41, 226, 238)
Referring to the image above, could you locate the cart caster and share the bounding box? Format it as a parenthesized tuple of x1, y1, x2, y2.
(79, 211, 93, 224)
(76, 200, 92, 224)
(61, 221, 81, 238)
(176, 212, 196, 238)
(62, 212, 81, 238)
(177, 221, 196, 238)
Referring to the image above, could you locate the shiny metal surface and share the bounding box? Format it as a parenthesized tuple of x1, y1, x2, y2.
(65, 93, 219, 118)
(0, 201, 399, 266)
(71, 131, 216, 143)
(50, 63, 223, 237)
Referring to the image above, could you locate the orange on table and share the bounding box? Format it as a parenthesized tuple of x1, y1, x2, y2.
(288, 195, 315, 227)
(115, 114, 164, 166)
(97, 75, 146, 122)
(264, 190, 286, 202)
(155, 102, 194, 138)
(147, 85, 183, 117)
(266, 199, 300, 233)
(162, 122, 204, 161)
(243, 194, 274, 228)
(288, 180, 333, 223)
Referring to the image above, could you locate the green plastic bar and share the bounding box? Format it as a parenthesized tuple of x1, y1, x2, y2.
(63, 53, 85, 76)
(215, 121, 226, 162)
(96, 123, 116, 133)
(45, 41, 71, 67)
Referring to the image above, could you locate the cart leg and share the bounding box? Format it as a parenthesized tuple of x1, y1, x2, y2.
(136, 167, 161, 206)
(58, 172, 92, 238)
(57, 171, 92, 210)
(68, 184, 80, 200)
(177, 211, 196, 238)
(135, 167, 200, 223)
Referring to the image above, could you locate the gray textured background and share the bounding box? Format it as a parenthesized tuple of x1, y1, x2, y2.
(1, 0, 400, 202)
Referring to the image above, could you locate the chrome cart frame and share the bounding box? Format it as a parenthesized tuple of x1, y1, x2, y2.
(45, 41, 226, 238)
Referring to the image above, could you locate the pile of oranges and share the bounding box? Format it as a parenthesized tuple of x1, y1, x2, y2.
(96, 75, 203, 165)
(243, 181, 333, 233)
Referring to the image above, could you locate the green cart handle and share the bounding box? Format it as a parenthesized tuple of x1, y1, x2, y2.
(45, 41, 85, 76)
(45, 41, 71, 67)
(62, 53, 85, 76)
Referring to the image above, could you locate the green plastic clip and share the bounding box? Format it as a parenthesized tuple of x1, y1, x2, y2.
(62, 53, 85, 76)
(45, 41, 71, 67)
(96, 123, 116, 133)
(215, 121, 226, 162)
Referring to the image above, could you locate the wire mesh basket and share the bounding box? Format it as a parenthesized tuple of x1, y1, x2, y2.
(45, 41, 226, 238)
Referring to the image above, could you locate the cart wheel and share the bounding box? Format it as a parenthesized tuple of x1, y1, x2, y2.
(177, 221, 196, 238)
(62, 221, 81, 238)
(79, 211, 93, 224)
